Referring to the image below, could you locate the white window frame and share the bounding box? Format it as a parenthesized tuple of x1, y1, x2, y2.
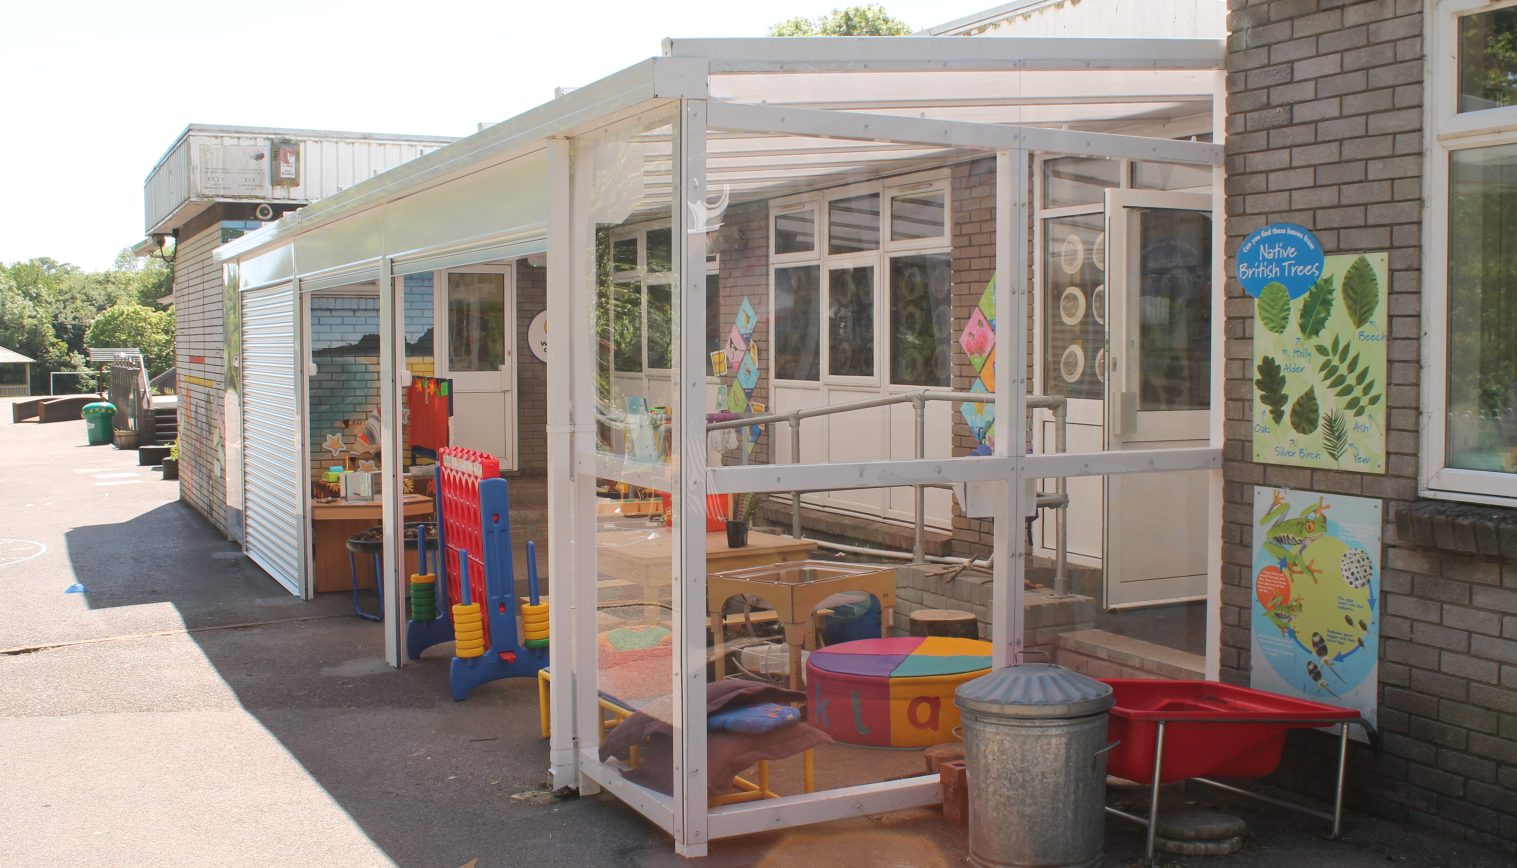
(609, 223, 677, 375)
(767, 169, 952, 392)
(1422, 0, 1517, 506)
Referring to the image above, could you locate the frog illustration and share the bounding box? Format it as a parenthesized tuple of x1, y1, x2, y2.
(1259, 492, 1329, 582)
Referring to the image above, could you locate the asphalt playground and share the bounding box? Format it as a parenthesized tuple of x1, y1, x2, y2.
(1, 402, 1511, 867)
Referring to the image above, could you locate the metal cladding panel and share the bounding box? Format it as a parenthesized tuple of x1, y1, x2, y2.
(145, 138, 192, 234)
(241, 284, 302, 595)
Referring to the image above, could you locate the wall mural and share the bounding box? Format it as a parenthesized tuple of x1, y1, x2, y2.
(1250, 486, 1380, 730)
(959, 278, 996, 456)
(1248, 244, 1388, 473)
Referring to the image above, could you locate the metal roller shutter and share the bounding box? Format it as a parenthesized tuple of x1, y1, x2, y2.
(241, 284, 303, 595)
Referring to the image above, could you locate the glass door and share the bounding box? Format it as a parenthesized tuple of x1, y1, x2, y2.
(1104, 190, 1213, 608)
(437, 265, 515, 466)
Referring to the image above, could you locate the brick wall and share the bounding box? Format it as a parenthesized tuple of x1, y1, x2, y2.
(515, 259, 547, 475)
(308, 295, 380, 474)
(1226, 0, 1517, 850)
(950, 157, 999, 559)
(172, 219, 229, 536)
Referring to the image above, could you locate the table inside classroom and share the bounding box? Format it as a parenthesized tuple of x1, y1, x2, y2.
(310, 494, 435, 593)
(593, 527, 817, 587)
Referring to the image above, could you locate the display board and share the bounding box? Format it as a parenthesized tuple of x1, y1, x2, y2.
(1250, 486, 1380, 730)
(1250, 245, 1388, 473)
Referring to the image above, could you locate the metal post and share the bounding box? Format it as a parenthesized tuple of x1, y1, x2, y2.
(790, 414, 802, 539)
(1146, 720, 1166, 860)
(913, 393, 926, 564)
(1332, 722, 1349, 838)
(1053, 399, 1070, 596)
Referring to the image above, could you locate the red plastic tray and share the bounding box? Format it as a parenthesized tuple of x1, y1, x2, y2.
(1102, 679, 1360, 784)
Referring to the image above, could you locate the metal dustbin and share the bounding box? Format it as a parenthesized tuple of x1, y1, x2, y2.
(954, 663, 1115, 868)
(82, 402, 117, 445)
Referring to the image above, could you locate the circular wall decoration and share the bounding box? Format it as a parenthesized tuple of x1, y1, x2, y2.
(1091, 284, 1106, 325)
(1059, 286, 1086, 326)
(1059, 234, 1084, 274)
(1060, 344, 1085, 383)
(1093, 232, 1106, 271)
(1095, 348, 1107, 383)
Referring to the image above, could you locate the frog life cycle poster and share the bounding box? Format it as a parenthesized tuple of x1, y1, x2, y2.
(1241, 225, 1388, 473)
(1251, 486, 1380, 730)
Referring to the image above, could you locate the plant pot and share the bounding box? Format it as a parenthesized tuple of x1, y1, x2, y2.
(725, 519, 749, 549)
(113, 429, 140, 450)
(162, 458, 178, 480)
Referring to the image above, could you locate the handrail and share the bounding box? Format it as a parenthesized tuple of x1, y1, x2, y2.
(704, 387, 1070, 593)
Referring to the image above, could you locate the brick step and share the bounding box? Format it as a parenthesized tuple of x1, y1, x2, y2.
(1053, 629, 1204, 680)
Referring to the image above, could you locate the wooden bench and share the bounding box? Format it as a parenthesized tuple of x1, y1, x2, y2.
(37, 395, 100, 423)
(12, 394, 94, 423)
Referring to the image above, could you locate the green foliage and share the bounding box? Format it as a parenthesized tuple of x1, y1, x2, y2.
(85, 304, 175, 377)
(1256, 282, 1291, 334)
(1255, 355, 1289, 425)
(770, 4, 912, 35)
(1314, 333, 1378, 418)
(167, 439, 180, 461)
(1297, 275, 1336, 338)
(1290, 386, 1320, 436)
(1340, 255, 1379, 329)
(1320, 411, 1349, 463)
(0, 252, 174, 390)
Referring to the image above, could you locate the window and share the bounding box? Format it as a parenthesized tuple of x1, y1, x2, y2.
(447, 272, 507, 372)
(603, 224, 698, 375)
(1426, 0, 1517, 504)
(770, 173, 951, 388)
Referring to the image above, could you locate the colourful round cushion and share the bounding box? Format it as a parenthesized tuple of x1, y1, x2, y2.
(807, 637, 992, 749)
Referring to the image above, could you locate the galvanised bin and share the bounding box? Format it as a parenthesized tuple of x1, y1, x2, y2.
(954, 663, 1115, 868)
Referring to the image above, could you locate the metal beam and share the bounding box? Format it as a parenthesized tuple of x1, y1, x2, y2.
(705, 101, 1223, 166)
(665, 36, 1226, 72)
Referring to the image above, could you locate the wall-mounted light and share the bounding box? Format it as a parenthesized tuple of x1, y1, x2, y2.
(152, 231, 177, 265)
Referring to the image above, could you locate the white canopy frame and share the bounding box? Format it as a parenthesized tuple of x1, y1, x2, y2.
(208, 40, 1225, 857)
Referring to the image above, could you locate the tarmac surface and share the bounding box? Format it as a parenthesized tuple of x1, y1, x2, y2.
(2, 401, 1513, 867)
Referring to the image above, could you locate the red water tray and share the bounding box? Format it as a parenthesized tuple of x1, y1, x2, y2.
(1102, 679, 1360, 784)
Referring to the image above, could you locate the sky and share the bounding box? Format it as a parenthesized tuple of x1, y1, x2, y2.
(0, 0, 990, 272)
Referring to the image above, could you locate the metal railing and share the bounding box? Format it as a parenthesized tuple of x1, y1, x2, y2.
(707, 389, 1070, 592)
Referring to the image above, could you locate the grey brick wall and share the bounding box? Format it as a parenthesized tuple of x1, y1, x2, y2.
(172, 219, 230, 536)
(1226, 0, 1517, 850)
(308, 295, 380, 474)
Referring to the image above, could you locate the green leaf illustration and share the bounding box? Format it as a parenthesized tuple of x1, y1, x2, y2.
(1290, 387, 1321, 435)
(1321, 411, 1349, 463)
(1298, 276, 1336, 339)
(1257, 282, 1291, 334)
(1255, 356, 1289, 425)
(1342, 255, 1380, 328)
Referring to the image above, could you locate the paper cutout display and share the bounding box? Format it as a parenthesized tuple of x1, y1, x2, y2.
(725, 325, 747, 374)
(959, 308, 993, 370)
(710, 350, 728, 376)
(736, 351, 760, 393)
(736, 297, 758, 338)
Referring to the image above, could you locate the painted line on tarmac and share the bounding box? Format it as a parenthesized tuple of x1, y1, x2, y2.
(96, 480, 144, 486)
(0, 613, 353, 657)
(94, 472, 140, 480)
(0, 539, 47, 569)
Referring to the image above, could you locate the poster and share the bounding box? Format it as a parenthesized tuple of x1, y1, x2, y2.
(1251, 251, 1388, 473)
(1250, 487, 1379, 730)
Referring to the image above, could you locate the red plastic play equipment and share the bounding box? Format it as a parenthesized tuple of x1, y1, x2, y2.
(1100, 679, 1377, 860)
(438, 447, 499, 649)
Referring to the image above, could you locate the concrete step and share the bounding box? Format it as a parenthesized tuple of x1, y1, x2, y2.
(1053, 628, 1205, 680)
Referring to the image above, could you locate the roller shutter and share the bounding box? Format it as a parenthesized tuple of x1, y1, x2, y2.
(241, 284, 303, 595)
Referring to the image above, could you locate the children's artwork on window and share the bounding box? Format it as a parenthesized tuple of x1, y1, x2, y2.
(710, 350, 728, 376)
(725, 325, 748, 375)
(959, 277, 998, 452)
(736, 297, 758, 338)
(323, 432, 347, 457)
(736, 351, 760, 393)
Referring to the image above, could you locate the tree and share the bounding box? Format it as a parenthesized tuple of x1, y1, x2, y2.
(770, 4, 912, 36)
(85, 303, 175, 377)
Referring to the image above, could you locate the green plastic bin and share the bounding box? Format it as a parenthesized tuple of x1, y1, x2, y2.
(83, 402, 117, 445)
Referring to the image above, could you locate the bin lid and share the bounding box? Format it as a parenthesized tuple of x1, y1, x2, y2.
(954, 662, 1113, 718)
(82, 402, 116, 413)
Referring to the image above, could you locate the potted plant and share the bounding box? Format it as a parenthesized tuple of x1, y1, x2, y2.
(725, 493, 761, 549)
(113, 426, 140, 450)
(162, 440, 179, 480)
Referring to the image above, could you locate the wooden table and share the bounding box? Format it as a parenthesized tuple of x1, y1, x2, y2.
(311, 494, 435, 593)
(707, 560, 897, 690)
(594, 527, 816, 588)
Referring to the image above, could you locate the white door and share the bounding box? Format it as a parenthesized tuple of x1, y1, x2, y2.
(1104, 190, 1213, 608)
(242, 284, 304, 596)
(437, 266, 516, 467)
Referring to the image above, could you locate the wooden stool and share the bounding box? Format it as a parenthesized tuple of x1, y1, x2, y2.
(909, 608, 979, 639)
